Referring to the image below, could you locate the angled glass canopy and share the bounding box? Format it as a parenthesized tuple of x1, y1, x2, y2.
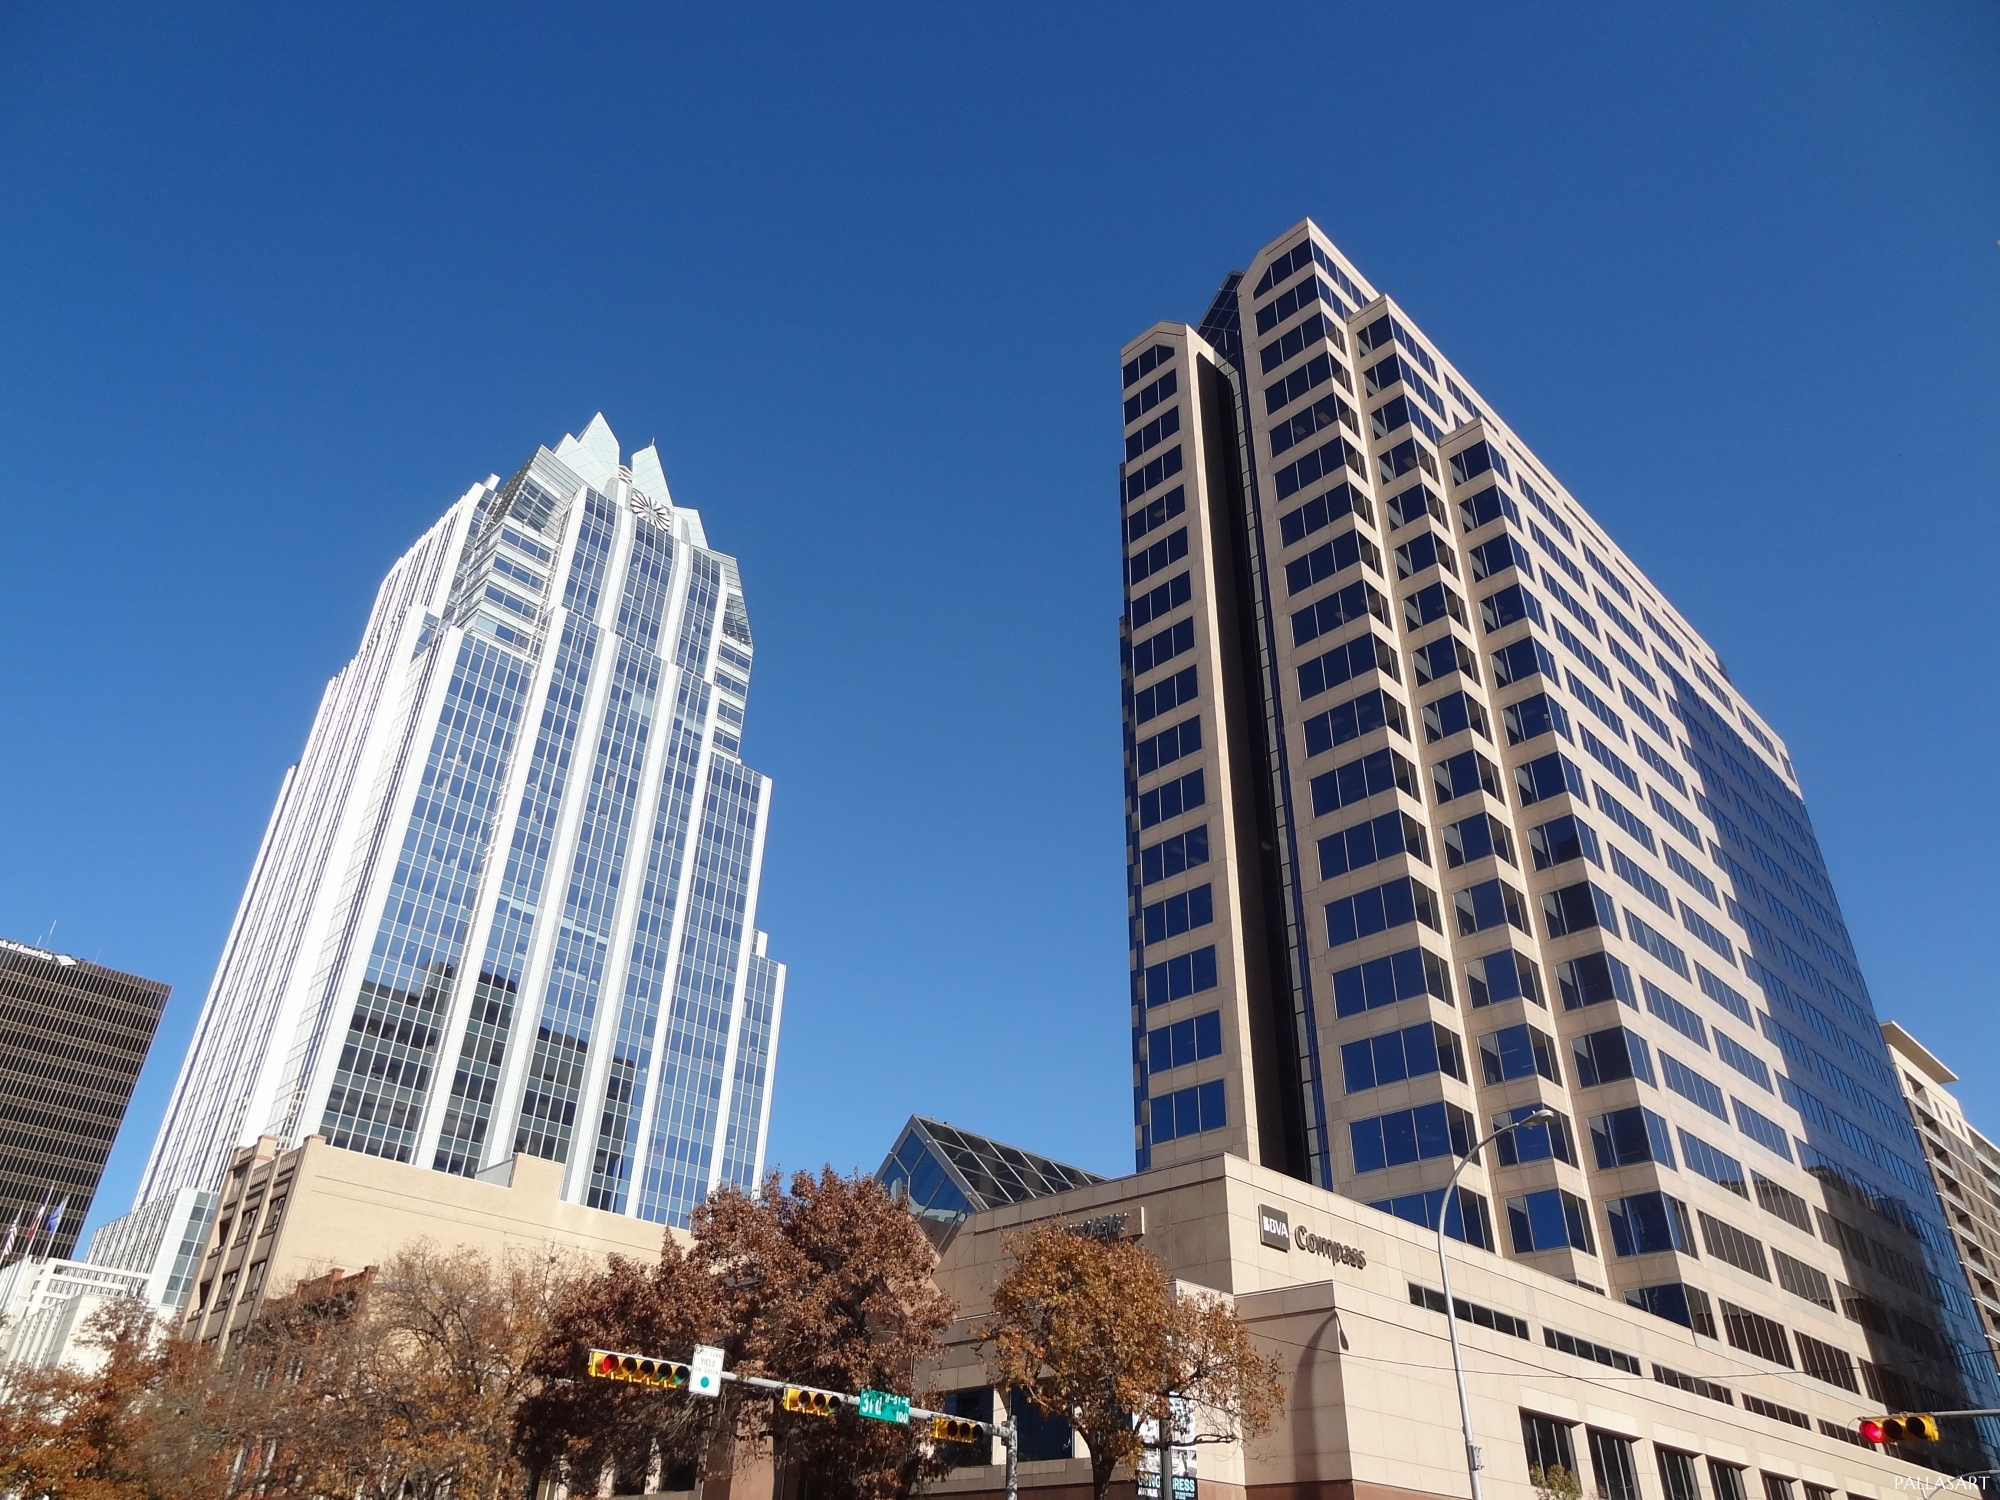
(877, 1116, 1104, 1248)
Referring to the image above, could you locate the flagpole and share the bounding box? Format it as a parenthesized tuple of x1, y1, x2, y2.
(21, 1190, 51, 1262)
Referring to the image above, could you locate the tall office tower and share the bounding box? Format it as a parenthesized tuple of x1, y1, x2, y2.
(0, 938, 168, 1259)
(136, 416, 785, 1229)
(1882, 1023, 2000, 1352)
(1120, 219, 1998, 1450)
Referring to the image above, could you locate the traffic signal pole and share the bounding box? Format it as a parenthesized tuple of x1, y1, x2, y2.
(586, 1348, 1019, 1499)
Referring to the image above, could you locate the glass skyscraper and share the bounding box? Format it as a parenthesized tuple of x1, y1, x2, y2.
(1120, 220, 1997, 1458)
(137, 416, 784, 1229)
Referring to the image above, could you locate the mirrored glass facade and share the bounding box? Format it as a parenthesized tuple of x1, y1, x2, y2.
(136, 418, 784, 1230)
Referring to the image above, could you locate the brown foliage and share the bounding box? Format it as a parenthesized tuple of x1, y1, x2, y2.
(119, 1244, 568, 1500)
(0, 1299, 171, 1500)
(519, 1168, 956, 1500)
(0, 1167, 953, 1500)
(985, 1223, 1285, 1500)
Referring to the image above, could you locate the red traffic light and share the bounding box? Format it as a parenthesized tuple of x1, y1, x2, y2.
(1860, 1415, 1941, 1444)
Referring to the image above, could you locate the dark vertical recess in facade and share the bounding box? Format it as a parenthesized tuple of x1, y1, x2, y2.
(1194, 345, 1317, 1186)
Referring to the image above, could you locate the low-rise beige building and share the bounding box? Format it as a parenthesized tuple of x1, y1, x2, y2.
(918, 1150, 1963, 1500)
(180, 1133, 673, 1347)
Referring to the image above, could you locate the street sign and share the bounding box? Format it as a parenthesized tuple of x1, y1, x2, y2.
(856, 1388, 911, 1425)
(689, 1344, 725, 1398)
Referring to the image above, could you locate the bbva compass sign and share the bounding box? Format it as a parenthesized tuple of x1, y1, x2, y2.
(1258, 1204, 1366, 1269)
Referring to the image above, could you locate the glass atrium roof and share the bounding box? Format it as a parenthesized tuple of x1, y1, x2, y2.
(876, 1116, 1104, 1248)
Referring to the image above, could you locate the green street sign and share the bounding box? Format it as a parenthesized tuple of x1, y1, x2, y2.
(856, 1389, 910, 1425)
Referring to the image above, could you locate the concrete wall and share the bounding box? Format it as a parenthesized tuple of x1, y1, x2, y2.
(181, 1134, 676, 1346)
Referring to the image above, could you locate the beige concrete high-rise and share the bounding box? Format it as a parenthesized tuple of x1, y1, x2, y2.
(1881, 1023, 2000, 1353)
(1115, 219, 1999, 1471)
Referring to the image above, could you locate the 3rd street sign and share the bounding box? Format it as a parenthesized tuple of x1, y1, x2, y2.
(856, 1389, 911, 1425)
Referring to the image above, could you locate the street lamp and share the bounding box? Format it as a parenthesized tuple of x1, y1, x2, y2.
(1435, 1102, 1560, 1500)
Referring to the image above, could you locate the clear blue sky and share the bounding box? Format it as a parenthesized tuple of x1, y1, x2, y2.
(1, 3, 1994, 1245)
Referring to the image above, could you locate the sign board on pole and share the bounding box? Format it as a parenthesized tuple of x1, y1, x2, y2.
(689, 1344, 725, 1398)
(857, 1389, 911, 1425)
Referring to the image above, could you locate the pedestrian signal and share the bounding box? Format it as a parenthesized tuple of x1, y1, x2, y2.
(782, 1386, 837, 1418)
(587, 1349, 689, 1388)
(931, 1415, 982, 1444)
(1859, 1415, 1940, 1444)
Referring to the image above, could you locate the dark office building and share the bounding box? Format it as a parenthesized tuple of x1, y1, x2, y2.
(0, 939, 169, 1260)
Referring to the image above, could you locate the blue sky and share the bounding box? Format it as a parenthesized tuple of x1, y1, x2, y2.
(0, 3, 1994, 1245)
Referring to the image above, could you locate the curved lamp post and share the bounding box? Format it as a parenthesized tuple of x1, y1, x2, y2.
(1436, 1102, 1560, 1500)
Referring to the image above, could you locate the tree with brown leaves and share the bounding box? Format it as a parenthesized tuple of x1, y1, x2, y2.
(519, 1168, 955, 1500)
(0, 1298, 165, 1500)
(984, 1222, 1285, 1500)
(141, 1245, 571, 1500)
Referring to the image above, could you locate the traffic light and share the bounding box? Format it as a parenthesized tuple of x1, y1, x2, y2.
(1859, 1415, 1940, 1444)
(782, 1387, 837, 1418)
(930, 1415, 982, 1445)
(587, 1349, 689, 1389)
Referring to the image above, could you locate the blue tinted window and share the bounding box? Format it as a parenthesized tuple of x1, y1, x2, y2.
(1590, 1106, 1676, 1169)
(1325, 876, 1440, 947)
(1139, 884, 1213, 944)
(1465, 949, 1543, 1008)
(1136, 945, 1219, 1008)
(1507, 1189, 1594, 1255)
(1440, 812, 1512, 868)
(1128, 525, 1188, 585)
(1454, 878, 1528, 937)
(1432, 748, 1499, 804)
(1138, 825, 1208, 887)
(1542, 880, 1617, 937)
(1607, 1193, 1693, 1256)
(1309, 747, 1417, 817)
(1514, 751, 1585, 806)
(1572, 1027, 1654, 1087)
(1146, 1009, 1224, 1075)
(1660, 1053, 1727, 1119)
(1468, 534, 1532, 582)
(1350, 1101, 1474, 1173)
(1385, 483, 1445, 530)
(1150, 1079, 1226, 1143)
(1341, 1021, 1463, 1093)
(1303, 689, 1408, 757)
(1492, 636, 1560, 688)
(1421, 689, 1488, 744)
(1493, 1104, 1572, 1165)
(1137, 769, 1204, 829)
(1277, 482, 1370, 547)
(1126, 486, 1186, 545)
(1134, 715, 1200, 776)
(1292, 580, 1387, 647)
(1458, 484, 1519, 533)
(1133, 664, 1196, 726)
(1318, 809, 1426, 879)
(1555, 951, 1634, 1010)
(1332, 946, 1452, 1015)
(1529, 815, 1600, 870)
(1128, 569, 1193, 631)
(1478, 1023, 1561, 1084)
(1284, 528, 1380, 594)
(1502, 694, 1571, 749)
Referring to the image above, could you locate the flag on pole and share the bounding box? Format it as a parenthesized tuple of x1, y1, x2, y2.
(23, 1190, 50, 1259)
(0, 1210, 19, 1261)
(45, 1200, 65, 1241)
